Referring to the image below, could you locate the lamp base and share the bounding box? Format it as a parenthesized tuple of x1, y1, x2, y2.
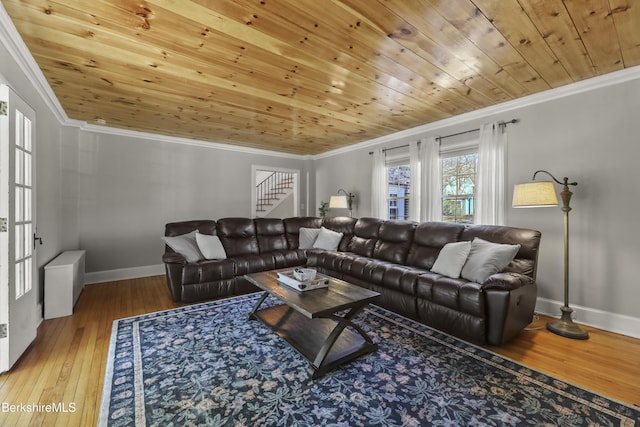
(546, 306, 589, 340)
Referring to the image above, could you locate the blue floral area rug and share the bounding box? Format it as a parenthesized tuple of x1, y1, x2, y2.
(99, 293, 639, 426)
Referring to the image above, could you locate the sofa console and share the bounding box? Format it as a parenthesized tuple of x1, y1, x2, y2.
(163, 216, 541, 346)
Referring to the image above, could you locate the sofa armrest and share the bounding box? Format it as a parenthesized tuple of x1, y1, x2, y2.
(163, 252, 187, 264)
(163, 252, 187, 302)
(481, 272, 535, 291)
(483, 273, 537, 345)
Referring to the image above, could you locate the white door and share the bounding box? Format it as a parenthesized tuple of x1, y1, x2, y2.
(0, 84, 38, 373)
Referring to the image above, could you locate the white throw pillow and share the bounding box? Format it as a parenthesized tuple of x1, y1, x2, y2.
(298, 227, 321, 249)
(162, 230, 203, 263)
(431, 241, 472, 279)
(195, 232, 227, 260)
(461, 238, 521, 283)
(312, 227, 344, 251)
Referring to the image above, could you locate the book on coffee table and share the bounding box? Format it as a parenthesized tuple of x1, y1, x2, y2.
(276, 270, 329, 292)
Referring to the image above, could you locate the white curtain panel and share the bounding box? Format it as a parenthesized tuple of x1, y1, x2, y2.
(475, 122, 507, 225)
(371, 148, 388, 219)
(420, 137, 442, 221)
(409, 141, 421, 221)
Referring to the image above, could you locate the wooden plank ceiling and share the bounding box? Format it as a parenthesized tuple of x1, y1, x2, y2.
(3, 0, 640, 155)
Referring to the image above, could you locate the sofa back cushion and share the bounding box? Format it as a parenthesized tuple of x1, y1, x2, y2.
(216, 217, 259, 257)
(373, 221, 417, 264)
(460, 225, 541, 279)
(283, 217, 323, 249)
(321, 216, 358, 251)
(348, 217, 383, 257)
(254, 218, 288, 253)
(406, 222, 465, 269)
(165, 220, 217, 237)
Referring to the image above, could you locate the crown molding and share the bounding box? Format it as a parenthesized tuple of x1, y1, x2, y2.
(74, 122, 309, 159)
(313, 65, 640, 160)
(0, 3, 68, 123)
(3, 4, 639, 161)
(0, 4, 309, 160)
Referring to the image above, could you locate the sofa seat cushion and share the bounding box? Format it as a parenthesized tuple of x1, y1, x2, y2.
(262, 250, 308, 270)
(416, 273, 485, 317)
(230, 254, 276, 275)
(182, 259, 236, 285)
(336, 254, 377, 279)
(378, 264, 425, 295)
(315, 251, 395, 285)
(311, 251, 425, 296)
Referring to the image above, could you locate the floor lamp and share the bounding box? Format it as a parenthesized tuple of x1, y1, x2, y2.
(512, 170, 589, 340)
(329, 189, 355, 217)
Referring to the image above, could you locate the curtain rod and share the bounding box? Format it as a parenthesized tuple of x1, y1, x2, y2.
(368, 118, 519, 155)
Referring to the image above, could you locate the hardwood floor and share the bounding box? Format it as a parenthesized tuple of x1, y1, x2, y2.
(0, 276, 638, 426)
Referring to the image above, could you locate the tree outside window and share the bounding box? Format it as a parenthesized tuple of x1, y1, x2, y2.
(442, 153, 477, 223)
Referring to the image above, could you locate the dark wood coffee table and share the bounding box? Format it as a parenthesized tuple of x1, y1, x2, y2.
(245, 269, 380, 379)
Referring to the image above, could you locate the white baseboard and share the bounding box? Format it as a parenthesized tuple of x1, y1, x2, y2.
(85, 264, 165, 284)
(82, 266, 639, 340)
(536, 297, 640, 339)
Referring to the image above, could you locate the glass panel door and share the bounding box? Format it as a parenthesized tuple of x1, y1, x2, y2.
(0, 84, 37, 372)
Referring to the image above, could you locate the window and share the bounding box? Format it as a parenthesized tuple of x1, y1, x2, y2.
(387, 164, 410, 220)
(441, 153, 477, 224)
(374, 140, 478, 223)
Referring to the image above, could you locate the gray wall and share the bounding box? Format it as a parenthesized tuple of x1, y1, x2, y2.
(508, 78, 640, 322)
(316, 75, 640, 324)
(73, 131, 309, 272)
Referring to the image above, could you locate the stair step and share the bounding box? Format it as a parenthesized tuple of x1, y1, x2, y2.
(255, 172, 295, 215)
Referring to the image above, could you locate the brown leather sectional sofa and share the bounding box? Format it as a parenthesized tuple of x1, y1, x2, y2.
(163, 216, 541, 346)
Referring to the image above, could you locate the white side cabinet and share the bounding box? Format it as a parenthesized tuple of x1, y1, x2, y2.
(44, 250, 86, 319)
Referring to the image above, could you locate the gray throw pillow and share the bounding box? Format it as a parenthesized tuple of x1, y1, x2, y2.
(195, 232, 227, 260)
(312, 227, 344, 251)
(431, 241, 472, 279)
(162, 230, 203, 263)
(461, 238, 521, 283)
(298, 227, 321, 249)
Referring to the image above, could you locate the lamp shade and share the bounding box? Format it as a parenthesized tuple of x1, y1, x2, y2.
(329, 195, 348, 209)
(512, 181, 558, 208)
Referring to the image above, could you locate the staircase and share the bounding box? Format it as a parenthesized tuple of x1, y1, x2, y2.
(255, 171, 294, 217)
